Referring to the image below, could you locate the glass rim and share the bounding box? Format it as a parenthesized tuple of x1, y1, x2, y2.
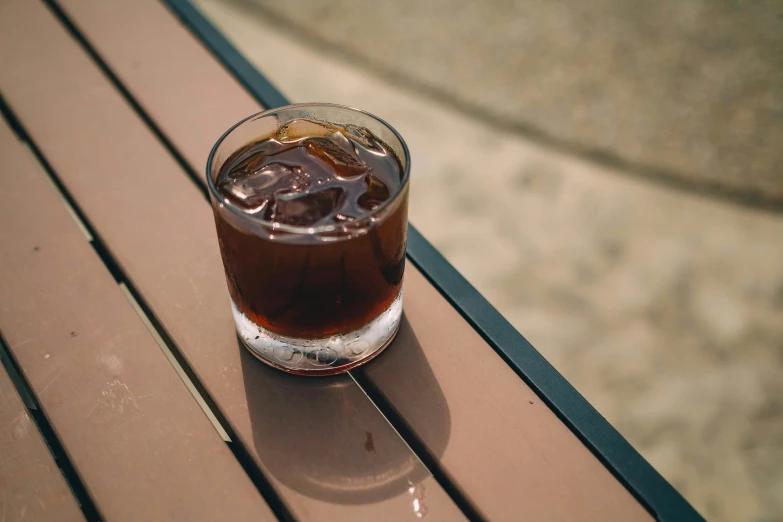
(206, 102, 411, 236)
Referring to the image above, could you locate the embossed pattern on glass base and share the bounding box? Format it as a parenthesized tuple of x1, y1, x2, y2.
(233, 290, 402, 375)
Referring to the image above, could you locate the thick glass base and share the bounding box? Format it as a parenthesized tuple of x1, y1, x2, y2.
(232, 290, 402, 376)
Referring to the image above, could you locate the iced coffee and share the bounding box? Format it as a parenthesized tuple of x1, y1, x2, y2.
(208, 104, 409, 375)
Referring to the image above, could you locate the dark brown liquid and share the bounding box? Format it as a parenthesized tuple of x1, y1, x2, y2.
(213, 120, 407, 338)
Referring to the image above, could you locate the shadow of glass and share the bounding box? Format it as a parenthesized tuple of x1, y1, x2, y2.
(355, 314, 451, 454)
(239, 313, 450, 505)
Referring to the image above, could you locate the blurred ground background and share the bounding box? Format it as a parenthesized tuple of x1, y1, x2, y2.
(194, 1, 783, 520)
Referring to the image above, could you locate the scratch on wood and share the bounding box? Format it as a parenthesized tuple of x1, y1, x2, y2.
(186, 276, 203, 305)
(88, 380, 142, 422)
(85, 402, 100, 420)
(12, 412, 30, 439)
(38, 361, 71, 395)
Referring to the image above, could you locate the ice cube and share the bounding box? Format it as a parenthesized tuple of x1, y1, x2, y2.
(230, 150, 264, 176)
(227, 140, 291, 176)
(267, 187, 345, 226)
(358, 174, 392, 211)
(253, 138, 291, 158)
(275, 118, 338, 143)
(304, 136, 369, 179)
(343, 124, 388, 156)
(218, 162, 308, 214)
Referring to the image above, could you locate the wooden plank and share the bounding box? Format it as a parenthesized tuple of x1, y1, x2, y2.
(0, 2, 465, 521)
(55, 0, 259, 173)
(0, 119, 273, 520)
(0, 363, 85, 522)
(362, 268, 653, 521)
(50, 1, 656, 520)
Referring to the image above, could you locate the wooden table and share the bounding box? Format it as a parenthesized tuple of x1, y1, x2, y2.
(0, 1, 703, 520)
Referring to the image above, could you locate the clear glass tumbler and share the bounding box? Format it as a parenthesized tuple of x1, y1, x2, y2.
(207, 104, 410, 375)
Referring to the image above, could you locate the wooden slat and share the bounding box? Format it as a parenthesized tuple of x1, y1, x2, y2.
(0, 2, 465, 521)
(364, 269, 653, 521)
(0, 118, 273, 520)
(50, 0, 656, 520)
(56, 0, 259, 173)
(0, 363, 85, 522)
